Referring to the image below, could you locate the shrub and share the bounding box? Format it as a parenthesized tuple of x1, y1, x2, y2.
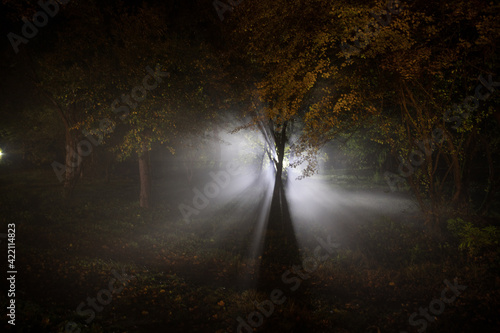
(447, 218, 499, 256)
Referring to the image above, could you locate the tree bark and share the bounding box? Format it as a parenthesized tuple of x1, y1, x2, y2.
(139, 144, 152, 208)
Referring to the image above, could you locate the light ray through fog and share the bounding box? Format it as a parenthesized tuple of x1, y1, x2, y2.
(285, 164, 419, 248)
(178, 123, 417, 271)
(247, 166, 274, 259)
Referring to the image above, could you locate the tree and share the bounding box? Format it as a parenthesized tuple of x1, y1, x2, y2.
(13, 0, 240, 207)
(108, 2, 237, 208)
(360, 0, 500, 223)
(26, 0, 115, 196)
(227, 0, 379, 230)
(226, 0, 500, 231)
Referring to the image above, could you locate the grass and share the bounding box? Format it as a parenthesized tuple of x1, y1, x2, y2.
(1, 168, 499, 332)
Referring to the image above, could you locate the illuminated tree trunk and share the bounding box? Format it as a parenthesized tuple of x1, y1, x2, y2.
(139, 143, 151, 208)
(260, 121, 300, 272)
(268, 121, 291, 231)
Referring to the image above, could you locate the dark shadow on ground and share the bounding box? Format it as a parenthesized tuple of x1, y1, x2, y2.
(253, 187, 315, 331)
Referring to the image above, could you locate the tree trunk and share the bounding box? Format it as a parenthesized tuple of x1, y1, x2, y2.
(478, 136, 496, 214)
(261, 121, 300, 272)
(63, 129, 81, 198)
(139, 144, 152, 208)
(448, 140, 465, 209)
(105, 152, 113, 183)
(213, 130, 222, 171)
(268, 122, 291, 231)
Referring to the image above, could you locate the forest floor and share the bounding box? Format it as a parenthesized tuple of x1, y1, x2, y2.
(1, 168, 499, 333)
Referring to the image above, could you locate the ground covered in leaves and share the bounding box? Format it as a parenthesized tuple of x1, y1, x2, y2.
(1, 169, 499, 332)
